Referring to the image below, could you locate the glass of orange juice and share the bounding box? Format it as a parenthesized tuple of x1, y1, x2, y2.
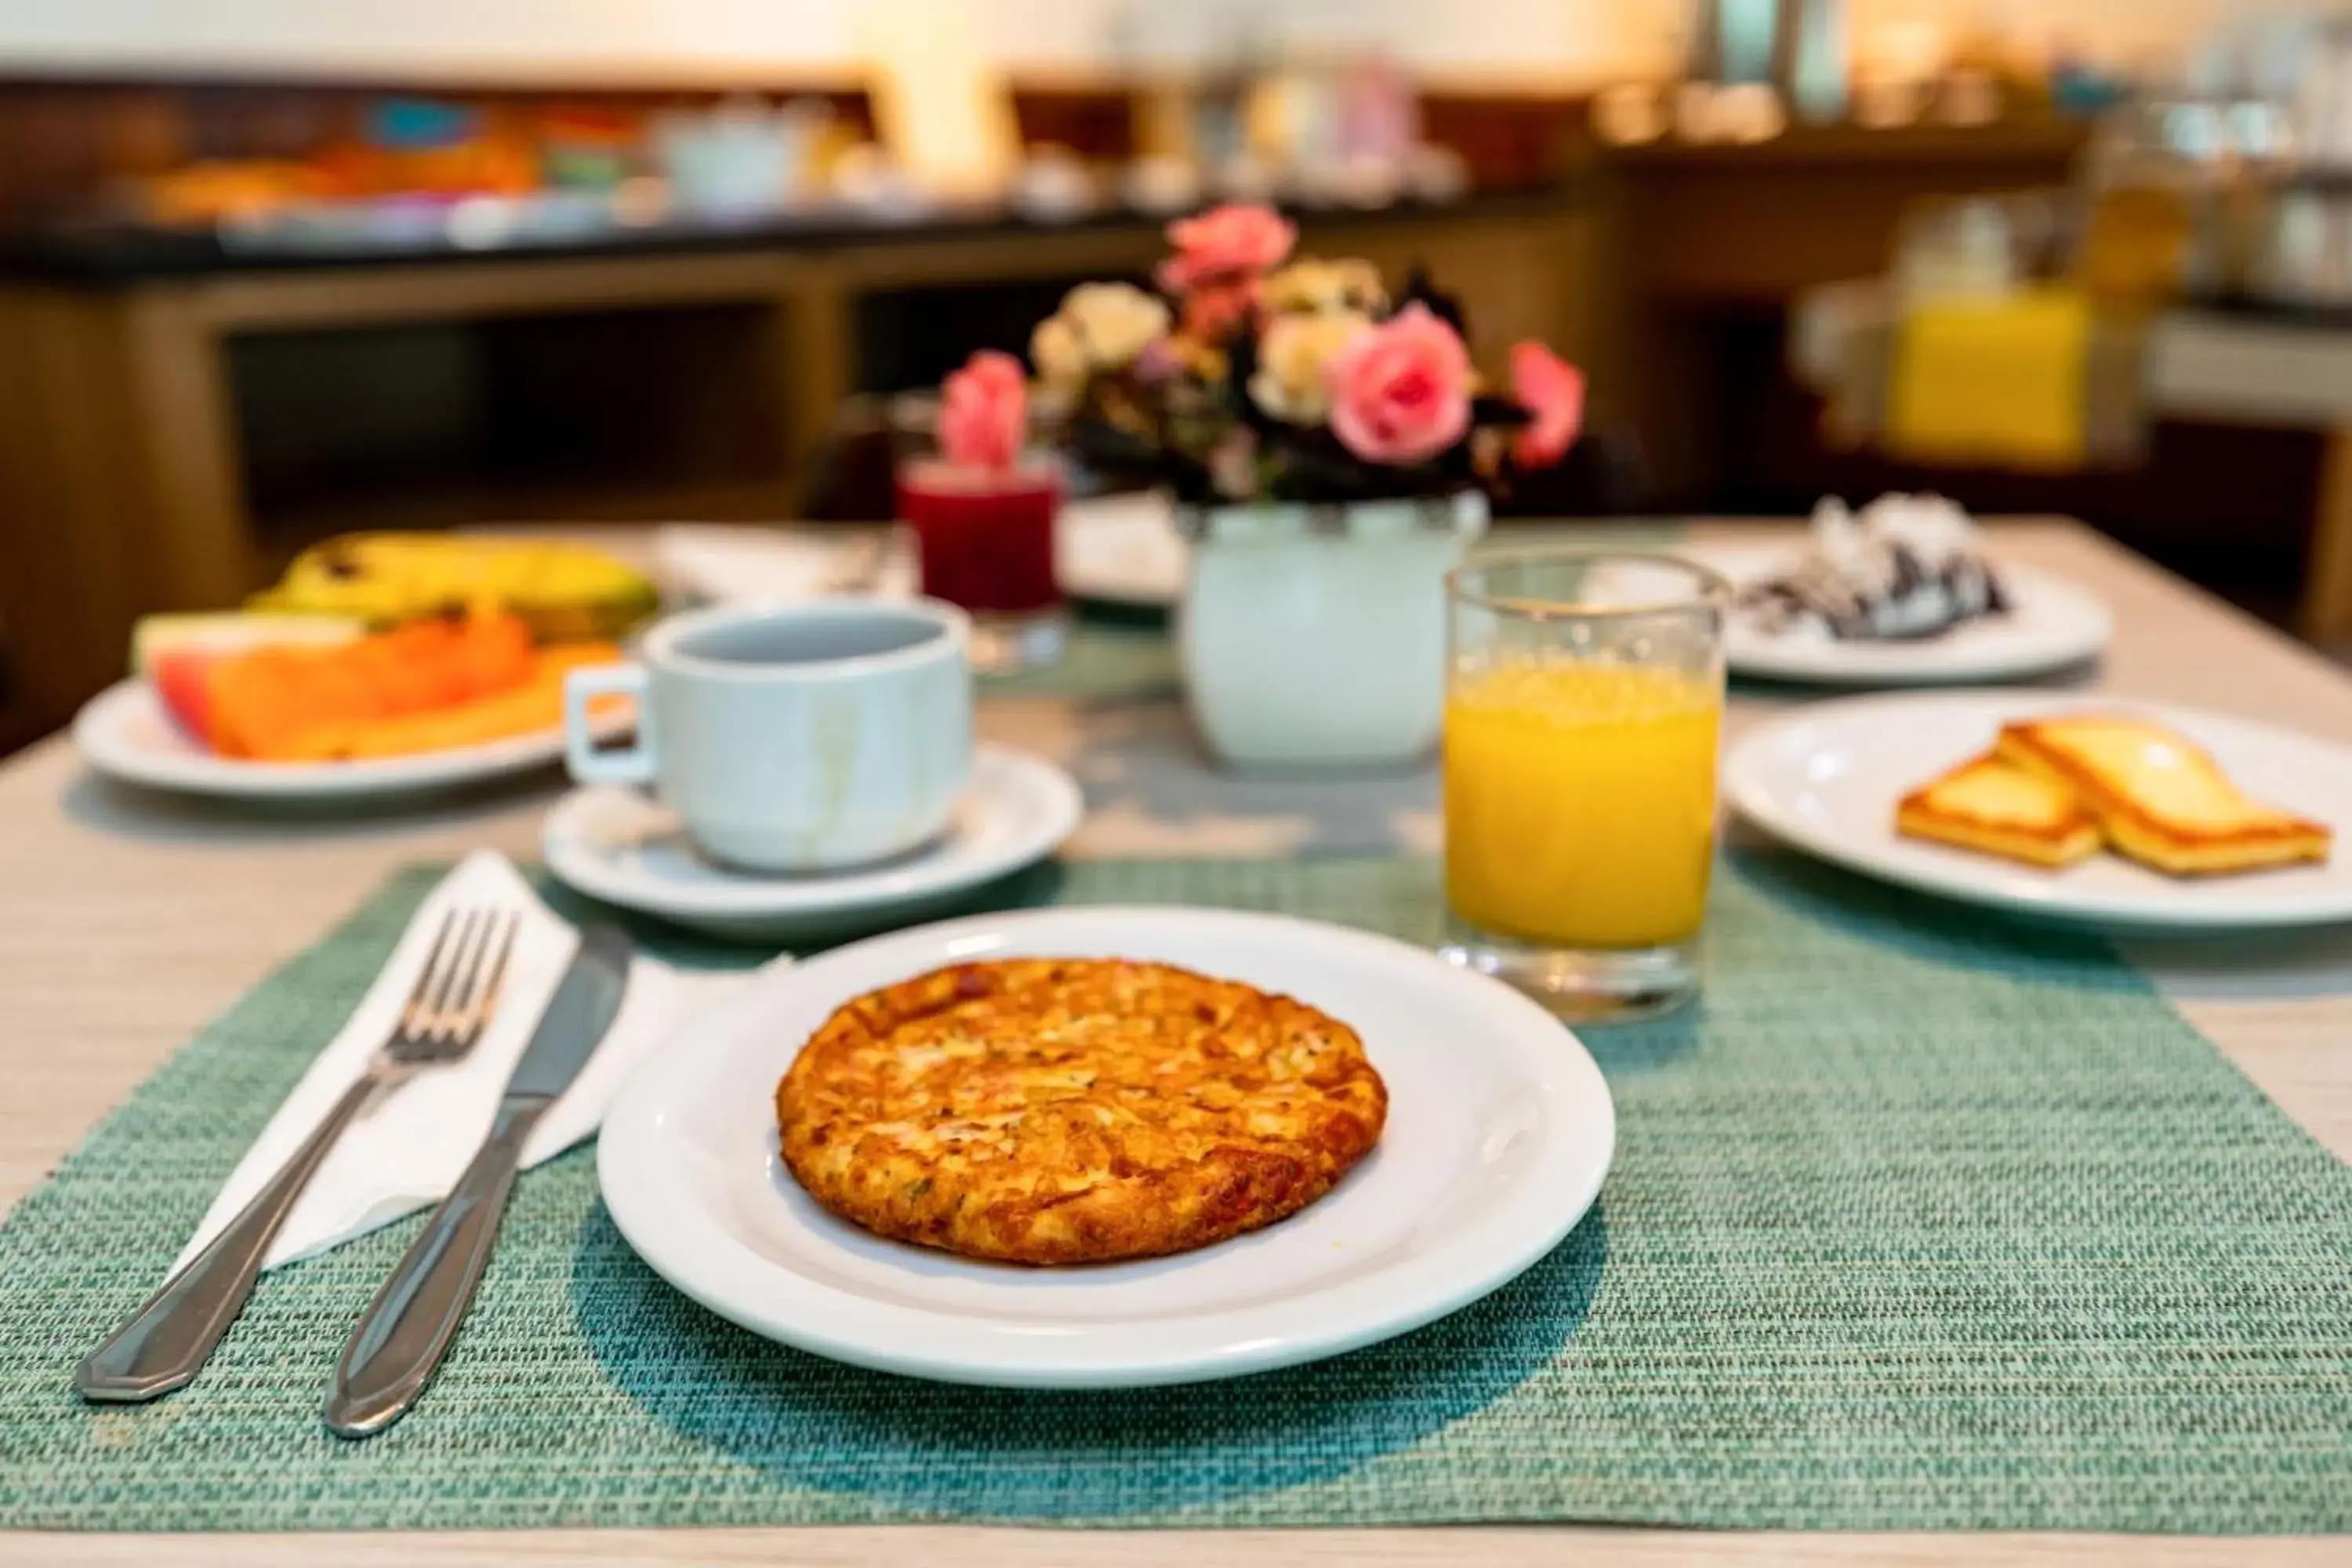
(1443, 550, 1730, 1022)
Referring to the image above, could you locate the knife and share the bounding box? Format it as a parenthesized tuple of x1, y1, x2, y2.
(323, 923, 632, 1439)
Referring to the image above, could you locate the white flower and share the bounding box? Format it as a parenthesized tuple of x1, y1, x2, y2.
(1030, 316, 1089, 402)
(1031, 282, 1171, 399)
(1262, 258, 1388, 317)
(1249, 310, 1370, 424)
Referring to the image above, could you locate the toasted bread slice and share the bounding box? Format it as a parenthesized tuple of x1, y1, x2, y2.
(1995, 715, 2331, 877)
(1896, 753, 2103, 869)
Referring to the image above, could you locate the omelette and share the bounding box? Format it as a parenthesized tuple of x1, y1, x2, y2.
(776, 958, 1387, 1265)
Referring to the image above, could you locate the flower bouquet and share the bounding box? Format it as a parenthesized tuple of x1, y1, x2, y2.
(927, 202, 1589, 771)
(1025, 202, 1584, 508)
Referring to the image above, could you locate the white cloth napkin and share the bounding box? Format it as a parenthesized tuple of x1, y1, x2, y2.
(654, 524, 917, 607)
(171, 850, 772, 1277)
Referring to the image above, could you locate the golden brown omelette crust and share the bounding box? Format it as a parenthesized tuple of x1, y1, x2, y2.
(775, 958, 1387, 1265)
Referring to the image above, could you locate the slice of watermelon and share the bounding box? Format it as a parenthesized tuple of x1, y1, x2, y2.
(149, 648, 220, 746)
(129, 612, 364, 751)
(130, 612, 363, 679)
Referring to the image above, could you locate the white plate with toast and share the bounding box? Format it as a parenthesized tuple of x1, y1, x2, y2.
(1728, 690, 2352, 931)
(1686, 543, 2112, 687)
(598, 906, 1615, 1388)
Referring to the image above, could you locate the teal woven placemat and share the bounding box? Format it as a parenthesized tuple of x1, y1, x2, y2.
(4, 854, 2350, 1534)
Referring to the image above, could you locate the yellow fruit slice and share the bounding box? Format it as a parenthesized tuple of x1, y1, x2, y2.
(256, 643, 623, 763)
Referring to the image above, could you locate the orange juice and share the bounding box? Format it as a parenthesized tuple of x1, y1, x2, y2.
(1443, 662, 1720, 949)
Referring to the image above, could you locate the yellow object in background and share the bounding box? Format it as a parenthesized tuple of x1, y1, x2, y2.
(862, 0, 1019, 199)
(1443, 663, 1721, 951)
(1886, 286, 2092, 470)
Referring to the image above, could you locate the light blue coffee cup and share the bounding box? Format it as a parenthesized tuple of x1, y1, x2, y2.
(564, 599, 972, 873)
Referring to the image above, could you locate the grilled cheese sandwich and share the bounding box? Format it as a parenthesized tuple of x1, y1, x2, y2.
(1994, 716, 2329, 877)
(1896, 753, 2103, 869)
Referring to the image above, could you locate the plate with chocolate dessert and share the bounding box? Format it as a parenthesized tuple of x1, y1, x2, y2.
(1690, 495, 2111, 686)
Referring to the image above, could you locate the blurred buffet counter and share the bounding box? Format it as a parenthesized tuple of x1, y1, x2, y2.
(0, 93, 2092, 741)
(1793, 283, 2352, 646)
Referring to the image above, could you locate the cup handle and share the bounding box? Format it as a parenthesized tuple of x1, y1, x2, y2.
(564, 663, 656, 787)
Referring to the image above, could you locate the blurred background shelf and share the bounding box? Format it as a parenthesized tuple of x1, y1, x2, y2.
(0, 189, 1592, 729)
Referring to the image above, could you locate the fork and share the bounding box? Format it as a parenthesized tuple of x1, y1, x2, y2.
(74, 906, 519, 1404)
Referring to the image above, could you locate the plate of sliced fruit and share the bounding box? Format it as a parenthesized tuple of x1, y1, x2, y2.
(74, 535, 654, 802)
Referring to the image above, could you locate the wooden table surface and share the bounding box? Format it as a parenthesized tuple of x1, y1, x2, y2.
(2, 520, 2348, 1566)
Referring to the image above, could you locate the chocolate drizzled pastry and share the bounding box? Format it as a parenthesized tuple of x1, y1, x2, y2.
(1739, 494, 2008, 643)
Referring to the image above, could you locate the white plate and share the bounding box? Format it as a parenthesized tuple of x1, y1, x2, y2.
(74, 679, 577, 802)
(655, 502, 1188, 615)
(1727, 690, 2352, 931)
(597, 906, 1614, 1388)
(1685, 542, 2112, 686)
(542, 743, 1083, 942)
(1057, 492, 1186, 608)
(655, 525, 920, 606)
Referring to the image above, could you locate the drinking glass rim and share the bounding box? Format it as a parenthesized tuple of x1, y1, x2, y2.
(897, 452, 1065, 493)
(1447, 546, 1734, 621)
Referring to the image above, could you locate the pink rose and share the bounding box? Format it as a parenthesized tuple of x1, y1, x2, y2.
(1323, 303, 1472, 466)
(938, 350, 1028, 471)
(1511, 341, 1586, 468)
(1178, 276, 1258, 346)
(1156, 202, 1297, 295)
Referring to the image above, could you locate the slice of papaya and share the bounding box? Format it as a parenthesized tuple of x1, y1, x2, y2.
(198, 609, 554, 760)
(260, 642, 622, 763)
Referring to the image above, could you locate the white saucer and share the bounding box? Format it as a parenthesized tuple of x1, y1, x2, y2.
(541, 743, 1083, 942)
(1727, 690, 2352, 931)
(597, 904, 1614, 1388)
(74, 679, 575, 802)
(1683, 542, 2113, 686)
